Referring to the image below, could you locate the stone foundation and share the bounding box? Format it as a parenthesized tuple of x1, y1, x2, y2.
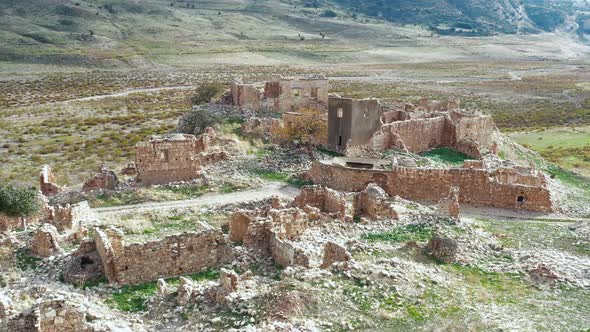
(94, 227, 232, 285)
(310, 158, 552, 212)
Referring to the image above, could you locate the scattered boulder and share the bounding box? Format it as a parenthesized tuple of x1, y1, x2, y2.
(425, 236, 458, 263)
(157, 279, 168, 296)
(220, 268, 239, 292)
(176, 277, 194, 306)
(320, 241, 351, 269)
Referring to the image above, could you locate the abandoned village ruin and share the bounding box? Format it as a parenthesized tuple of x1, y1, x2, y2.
(2, 75, 577, 332)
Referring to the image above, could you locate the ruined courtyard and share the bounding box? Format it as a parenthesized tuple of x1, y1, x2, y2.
(1, 74, 590, 332)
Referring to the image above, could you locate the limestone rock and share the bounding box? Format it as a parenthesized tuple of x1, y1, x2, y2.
(425, 236, 458, 263)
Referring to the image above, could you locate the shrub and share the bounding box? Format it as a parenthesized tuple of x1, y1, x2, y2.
(0, 184, 42, 218)
(55, 4, 82, 17)
(274, 108, 327, 149)
(176, 107, 222, 136)
(190, 82, 226, 105)
(321, 9, 337, 17)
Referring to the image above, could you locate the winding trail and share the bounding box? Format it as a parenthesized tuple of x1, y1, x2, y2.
(65, 85, 193, 103)
(93, 182, 300, 218)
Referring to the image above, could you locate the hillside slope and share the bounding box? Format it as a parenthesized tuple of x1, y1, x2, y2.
(0, 0, 587, 69)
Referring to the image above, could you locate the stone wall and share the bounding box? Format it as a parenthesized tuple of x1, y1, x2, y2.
(265, 76, 329, 113)
(40, 165, 61, 196)
(230, 80, 261, 110)
(31, 224, 61, 257)
(135, 134, 203, 186)
(365, 110, 495, 158)
(292, 186, 352, 219)
(353, 183, 398, 219)
(94, 227, 231, 285)
(82, 167, 118, 192)
(310, 159, 553, 212)
(372, 116, 451, 154)
(51, 201, 96, 232)
(269, 231, 309, 268)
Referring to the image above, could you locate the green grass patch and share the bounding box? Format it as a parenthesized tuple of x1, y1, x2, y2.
(446, 264, 531, 304)
(362, 224, 434, 243)
(545, 164, 590, 195)
(421, 148, 470, 165)
(107, 268, 219, 312)
(15, 247, 42, 270)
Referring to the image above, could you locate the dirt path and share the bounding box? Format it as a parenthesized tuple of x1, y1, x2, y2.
(93, 182, 300, 218)
(65, 85, 193, 103)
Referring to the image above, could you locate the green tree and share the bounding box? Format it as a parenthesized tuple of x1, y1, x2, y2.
(0, 184, 42, 220)
(190, 82, 226, 105)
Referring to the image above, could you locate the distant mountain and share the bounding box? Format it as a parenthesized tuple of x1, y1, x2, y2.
(0, 0, 587, 67)
(332, 0, 587, 35)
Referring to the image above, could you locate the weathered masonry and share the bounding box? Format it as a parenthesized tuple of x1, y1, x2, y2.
(94, 226, 231, 285)
(327, 97, 382, 151)
(263, 76, 329, 113)
(309, 157, 553, 212)
(135, 134, 205, 186)
(326, 96, 495, 158)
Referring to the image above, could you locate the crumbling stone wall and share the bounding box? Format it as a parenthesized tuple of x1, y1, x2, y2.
(51, 201, 95, 232)
(310, 159, 553, 212)
(292, 186, 352, 219)
(135, 134, 203, 186)
(353, 183, 398, 219)
(372, 116, 452, 154)
(31, 224, 61, 257)
(320, 241, 351, 269)
(365, 110, 495, 158)
(94, 227, 231, 285)
(229, 210, 256, 242)
(38, 298, 87, 332)
(40, 165, 61, 196)
(230, 80, 261, 110)
(264, 76, 329, 113)
(269, 231, 309, 268)
(82, 167, 118, 192)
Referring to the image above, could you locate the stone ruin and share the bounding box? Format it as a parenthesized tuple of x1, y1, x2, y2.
(310, 157, 553, 212)
(135, 134, 204, 186)
(31, 224, 62, 257)
(326, 95, 495, 158)
(1, 292, 144, 332)
(227, 75, 329, 113)
(39, 165, 62, 196)
(135, 131, 229, 186)
(438, 187, 461, 220)
(93, 225, 231, 285)
(82, 166, 118, 192)
(226, 183, 401, 270)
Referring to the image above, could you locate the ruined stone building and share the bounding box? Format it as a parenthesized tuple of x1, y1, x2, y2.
(263, 75, 329, 113)
(94, 226, 231, 285)
(327, 97, 382, 151)
(135, 134, 205, 186)
(326, 96, 495, 158)
(228, 76, 329, 113)
(309, 157, 553, 212)
(230, 80, 261, 110)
